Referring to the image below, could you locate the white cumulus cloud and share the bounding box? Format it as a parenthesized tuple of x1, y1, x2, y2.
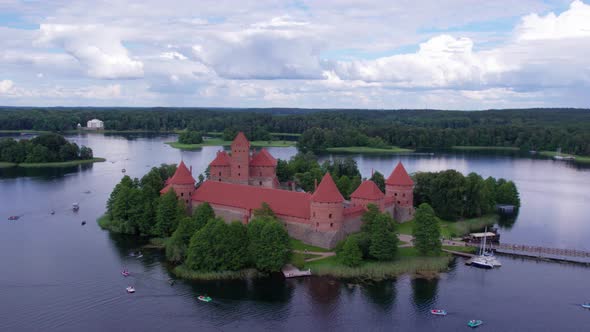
(0, 80, 14, 94)
(516, 0, 590, 40)
(37, 24, 144, 79)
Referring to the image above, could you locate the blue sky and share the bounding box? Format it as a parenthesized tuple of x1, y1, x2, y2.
(1, 0, 589, 109)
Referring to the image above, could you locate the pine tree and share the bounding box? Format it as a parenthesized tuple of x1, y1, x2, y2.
(339, 236, 363, 267)
(413, 203, 442, 256)
(369, 213, 398, 261)
(154, 189, 181, 237)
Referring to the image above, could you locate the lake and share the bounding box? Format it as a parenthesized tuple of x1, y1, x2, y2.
(1, 133, 589, 331)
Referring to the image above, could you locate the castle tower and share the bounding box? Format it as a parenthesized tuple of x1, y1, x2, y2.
(249, 148, 279, 188)
(209, 151, 231, 182)
(230, 132, 250, 185)
(310, 173, 344, 231)
(159, 161, 196, 207)
(350, 180, 385, 209)
(385, 162, 415, 222)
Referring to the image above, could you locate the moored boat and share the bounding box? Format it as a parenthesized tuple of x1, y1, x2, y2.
(72, 203, 79, 212)
(122, 270, 130, 277)
(430, 309, 447, 316)
(126, 286, 135, 293)
(8, 216, 19, 221)
(468, 320, 483, 328)
(198, 295, 212, 302)
(581, 303, 590, 309)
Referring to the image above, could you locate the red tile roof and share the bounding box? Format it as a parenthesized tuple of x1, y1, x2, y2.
(232, 132, 250, 147)
(166, 161, 196, 185)
(386, 162, 414, 186)
(160, 184, 172, 194)
(192, 181, 311, 219)
(250, 148, 277, 167)
(350, 180, 385, 200)
(311, 173, 344, 203)
(210, 151, 231, 166)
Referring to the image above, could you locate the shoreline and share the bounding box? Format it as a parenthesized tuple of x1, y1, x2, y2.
(397, 214, 499, 238)
(0, 157, 106, 169)
(325, 146, 414, 154)
(165, 139, 297, 149)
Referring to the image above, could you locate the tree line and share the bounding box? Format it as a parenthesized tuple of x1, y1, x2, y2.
(413, 170, 520, 221)
(1, 107, 588, 156)
(0, 133, 93, 163)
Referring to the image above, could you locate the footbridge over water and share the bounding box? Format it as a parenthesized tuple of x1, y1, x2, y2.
(469, 242, 590, 264)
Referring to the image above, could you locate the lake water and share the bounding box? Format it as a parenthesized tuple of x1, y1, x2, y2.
(1, 133, 589, 331)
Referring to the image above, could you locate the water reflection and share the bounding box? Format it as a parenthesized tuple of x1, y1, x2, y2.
(361, 280, 396, 311)
(411, 278, 439, 310)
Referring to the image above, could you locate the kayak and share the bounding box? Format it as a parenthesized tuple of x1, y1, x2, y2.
(122, 271, 130, 277)
(126, 286, 135, 294)
(468, 320, 483, 328)
(430, 309, 447, 316)
(582, 303, 590, 309)
(198, 295, 212, 302)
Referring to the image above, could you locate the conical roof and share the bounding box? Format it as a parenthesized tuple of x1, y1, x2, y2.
(232, 132, 250, 147)
(351, 180, 384, 200)
(311, 173, 344, 203)
(386, 162, 413, 186)
(250, 148, 277, 166)
(166, 161, 196, 185)
(210, 151, 231, 166)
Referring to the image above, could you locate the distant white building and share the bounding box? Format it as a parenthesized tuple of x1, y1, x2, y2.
(87, 119, 104, 130)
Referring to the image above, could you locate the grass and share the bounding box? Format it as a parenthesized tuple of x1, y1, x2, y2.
(0, 162, 17, 168)
(166, 139, 296, 150)
(539, 150, 590, 164)
(290, 238, 331, 252)
(15, 157, 106, 168)
(0, 130, 52, 134)
(397, 214, 498, 238)
(442, 245, 477, 254)
(452, 146, 520, 152)
(304, 247, 452, 280)
(326, 146, 413, 154)
(173, 265, 264, 280)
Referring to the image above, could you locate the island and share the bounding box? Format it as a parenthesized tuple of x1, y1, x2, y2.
(99, 132, 520, 281)
(0, 133, 105, 168)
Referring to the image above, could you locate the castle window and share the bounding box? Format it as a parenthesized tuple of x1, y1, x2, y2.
(402, 193, 406, 197)
(259, 181, 262, 186)
(397, 201, 401, 204)
(329, 213, 332, 219)
(330, 223, 333, 228)
(189, 192, 191, 196)
(395, 193, 398, 196)
(181, 193, 184, 197)
(238, 173, 241, 176)
(316, 222, 319, 227)
(219, 179, 221, 182)
(218, 171, 221, 176)
(313, 212, 316, 217)
(238, 165, 240, 169)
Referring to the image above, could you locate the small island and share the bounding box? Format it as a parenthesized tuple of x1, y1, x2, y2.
(166, 129, 297, 150)
(0, 133, 105, 168)
(99, 132, 520, 281)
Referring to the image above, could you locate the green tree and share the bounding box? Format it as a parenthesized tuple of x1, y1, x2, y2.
(339, 236, 363, 267)
(154, 190, 183, 237)
(192, 202, 215, 231)
(253, 202, 276, 219)
(247, 217, 291, 272)
(413, 203, 441, 256)
(370, 171, 386, 193)
(166, 203, 215, 263)
(368, 213, 398, 261)
(336, 175, 352, 199)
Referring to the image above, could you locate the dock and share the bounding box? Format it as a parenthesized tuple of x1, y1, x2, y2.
(282, 264, 312, 278)
(467, 242, 590, 264)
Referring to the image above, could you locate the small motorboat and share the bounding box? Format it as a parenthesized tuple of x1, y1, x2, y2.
(83, 190, 91, 194)
(581, 303, 590, 309)
(8, 216, 19, 221)
(72, 203, 79, 212)
(468, 320, 483, 328)
(197, 295, 212, 303)
(126, 286, 135, 294)
(136, 251, 143, 258)
(121, 168, 126, 173)
(430, 309, 447, 316)
(50, 210, 55, 215)
(81, 221, 86, 226)
(122, 270, 130, 277)
(168, 279, 175, 286)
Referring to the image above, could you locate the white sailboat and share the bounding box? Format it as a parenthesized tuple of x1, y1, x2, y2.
(470, 227, 501, 269)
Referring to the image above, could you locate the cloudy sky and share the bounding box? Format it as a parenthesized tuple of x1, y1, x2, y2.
(1, 0, 590, 109)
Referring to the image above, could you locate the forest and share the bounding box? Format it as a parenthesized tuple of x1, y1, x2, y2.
(1, 107, 588, 155)
(0, 133, 93, 163)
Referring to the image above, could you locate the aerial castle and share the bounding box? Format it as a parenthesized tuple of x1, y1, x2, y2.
(161, 133, 415, 248)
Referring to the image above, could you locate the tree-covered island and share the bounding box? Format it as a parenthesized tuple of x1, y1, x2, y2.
(99, 153, 519, 281)
(0, 133, 104, 168)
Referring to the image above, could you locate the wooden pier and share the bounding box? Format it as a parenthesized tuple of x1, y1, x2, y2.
(466, 242, 590, 264)
(282, 264, 312, 278)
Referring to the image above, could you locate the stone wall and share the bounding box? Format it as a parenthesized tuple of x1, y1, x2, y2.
(394, 205, 415, 223)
